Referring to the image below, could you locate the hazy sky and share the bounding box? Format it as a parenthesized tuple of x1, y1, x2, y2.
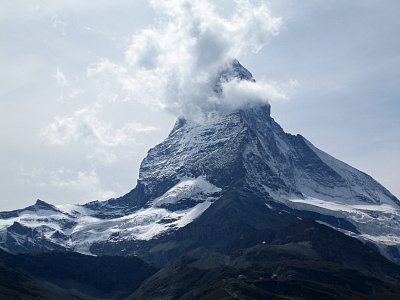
(1, 0, 399, 211)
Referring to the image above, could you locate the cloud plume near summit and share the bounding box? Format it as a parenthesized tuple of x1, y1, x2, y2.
(92, 0, 289, 121)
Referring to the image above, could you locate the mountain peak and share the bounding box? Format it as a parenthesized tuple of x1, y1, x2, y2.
(33, 199, 57, 210)
(213, 59, 255, 95)
(0, 60, 399, 266)
(220, 59, 255, 82)
(35, 199, 48, 205)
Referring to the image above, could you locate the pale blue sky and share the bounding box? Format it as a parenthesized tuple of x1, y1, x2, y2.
(0, 0, 399, 210)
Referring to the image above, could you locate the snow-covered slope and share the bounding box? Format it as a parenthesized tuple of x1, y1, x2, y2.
(0, 177, 220, 254)
(0, 60, 399, 262)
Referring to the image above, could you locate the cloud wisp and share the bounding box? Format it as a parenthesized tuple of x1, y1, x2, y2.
(41, 108, 157, 163)
(19, 167, 116, 202)
(92, 0, 286, 121)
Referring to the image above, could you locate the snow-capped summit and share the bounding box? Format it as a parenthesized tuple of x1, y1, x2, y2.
(213, 59, 255, 95)
(0, 61, 399, 264)
(219, 59, 256, 82)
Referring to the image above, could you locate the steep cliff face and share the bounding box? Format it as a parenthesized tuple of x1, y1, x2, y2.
(0, 61, 399, 264)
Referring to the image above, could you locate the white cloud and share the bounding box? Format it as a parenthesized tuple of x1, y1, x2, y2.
(53, 68, 68, 101)
(216, 80, 288, 112)
(20, 167, 116, 201)
(88, 0, 286, 121)
(51, 14, 67, 36)
(40, 107, 157, 162)
(126, 29, 162, 69)
(53, 68, 68, 87)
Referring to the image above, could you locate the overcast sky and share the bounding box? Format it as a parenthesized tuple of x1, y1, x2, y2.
(1, 0, 399, 211)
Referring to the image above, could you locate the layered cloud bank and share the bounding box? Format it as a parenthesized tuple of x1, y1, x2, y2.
(92, 0, 286, 121)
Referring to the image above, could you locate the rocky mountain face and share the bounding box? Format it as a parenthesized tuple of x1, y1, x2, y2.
(0, 60, 399, 267)
(2, 220, 400, 299)
(0, 248, 157, 299)
(131, 220, 400, 300)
